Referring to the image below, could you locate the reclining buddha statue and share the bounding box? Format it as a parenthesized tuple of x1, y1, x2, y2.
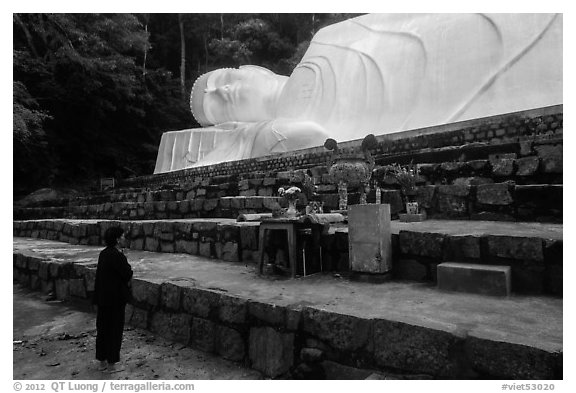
(154, 13, 562, 173)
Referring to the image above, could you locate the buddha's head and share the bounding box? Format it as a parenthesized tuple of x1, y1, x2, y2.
(190, 65, 288, 126)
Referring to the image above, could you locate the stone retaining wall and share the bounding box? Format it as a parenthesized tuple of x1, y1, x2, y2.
(14, 181, 563, 223)
(13, 220, 562, 296)
(122, 105, 562, 189)
(13, 252, 562, 379)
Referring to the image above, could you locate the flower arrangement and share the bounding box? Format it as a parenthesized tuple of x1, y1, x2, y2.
(278, 186, 301, 201)
(384, 163, 418, 195)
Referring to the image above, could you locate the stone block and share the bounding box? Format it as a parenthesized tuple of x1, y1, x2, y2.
(221, 242, 239, 262)
(144, 237, 159, 252)
(240, 189, 257, 197)
(217, 224, 240, 242)
(203, 198, 219, 212)
(193, 221, 218, 234)
(399, 231, 446, 259)
(29, 275, 40, 291)
(535, 144, 562, 173)
(437, 262, 511, 296)
(127, 305, 148, 329)
(239, 225, 259, 250)
(131, 278, 161, 307)
(373, 319, 461, 377)
(160, 282, 182, 311)
(230, 196, 246, 210)
(249, 327, 294, 378)
(444, 235, 481, 260)
(440, 161, 467, 173)
(217, 326, 246, 361)
(181, 287, 221, 318)
(245, 197, 263, 210)
(69, 278, 87, 298)
(27, 257, 40, 271)
(476, 183, 513, 205)
(466, 333, 560, 379)
(302, 308, 372, 352)
(467, 159, 490, 172)
(516, 156, 540, 176)
(41, 279, 54, 294)
(191, 317, 217, 353)
(175, 239, 198, 255)
(84, 268, 97, 292)
(198, 242, 212, 258)
(257, 187, 273, 197)
(38, 262, 50, 280)
(14, 254, 27, 269)
(190, 199, 204, 212)
(219, 295, 248, 325)
(491, 158, 515, 177)
(238, 179, 250, 191)
(55, 279, 70, 300)
(262, 197, 282, 211)
(453, 177, 493, 186)
(435, 185, 470, 217)
(131, 238, 144, 250)
(487, 236, 544, 261)
(178, 200, 190, 214)
(150, 311, 192, 344)
(247, 301, 286, 326)
(160, 241, 175, 253)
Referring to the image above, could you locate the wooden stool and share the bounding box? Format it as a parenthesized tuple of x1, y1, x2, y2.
(258, 220, 299, 278)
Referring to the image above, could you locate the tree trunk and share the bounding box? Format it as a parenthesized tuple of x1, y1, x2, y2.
(142, 22, 148, 79)
(14, 14, 39, 57)
(178, 14, 186, 100)
(220, 14, 224, 39)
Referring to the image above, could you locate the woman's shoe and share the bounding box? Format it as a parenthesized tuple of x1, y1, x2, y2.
(97, 361, 107, 371)
(107, 363, 125, 373)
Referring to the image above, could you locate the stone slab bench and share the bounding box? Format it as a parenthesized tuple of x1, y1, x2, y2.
(437, 262, 511, 296)
(13, 238, 563, 379)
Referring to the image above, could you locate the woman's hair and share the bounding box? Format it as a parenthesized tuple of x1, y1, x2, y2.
(104, 226, 124, 247)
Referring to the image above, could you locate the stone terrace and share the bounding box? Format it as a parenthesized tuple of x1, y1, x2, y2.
(13, 237, 562, 379)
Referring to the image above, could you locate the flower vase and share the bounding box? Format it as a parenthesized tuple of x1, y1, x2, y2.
(406, 202, 419, 214)
(286, 199, 298, 218)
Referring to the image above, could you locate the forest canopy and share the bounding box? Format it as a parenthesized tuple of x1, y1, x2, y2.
(13, 13, 360, 196)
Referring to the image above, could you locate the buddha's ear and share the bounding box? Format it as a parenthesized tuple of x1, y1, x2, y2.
(190, 71, 214, 126)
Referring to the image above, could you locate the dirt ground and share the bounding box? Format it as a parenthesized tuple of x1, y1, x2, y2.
(12, 284, 262, 380)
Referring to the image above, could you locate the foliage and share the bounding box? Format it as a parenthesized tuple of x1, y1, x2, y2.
(384, 164, 419, 194)
(13, 13, 364, 197)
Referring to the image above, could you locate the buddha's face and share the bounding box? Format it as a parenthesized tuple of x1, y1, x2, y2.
(192, 66, 288, 125)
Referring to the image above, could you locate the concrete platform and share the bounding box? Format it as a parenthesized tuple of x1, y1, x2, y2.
(13, 236, 562, 379)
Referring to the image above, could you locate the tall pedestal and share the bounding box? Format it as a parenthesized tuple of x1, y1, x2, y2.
(348, 204, 392, 274)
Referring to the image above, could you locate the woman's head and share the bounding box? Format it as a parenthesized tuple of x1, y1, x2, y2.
(190, 65, 288, 126)
(104, 227, 125, 247)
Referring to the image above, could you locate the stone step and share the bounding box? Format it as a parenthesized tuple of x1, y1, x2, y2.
(13, 237, 563, 379)
(13, 218, 563, 296)
(13, 196, 287, 221)
(14, 182, 563, 224)
(437, 262, 511, 296)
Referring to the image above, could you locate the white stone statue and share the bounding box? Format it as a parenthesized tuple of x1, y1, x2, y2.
(154, 13, 562, 173)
